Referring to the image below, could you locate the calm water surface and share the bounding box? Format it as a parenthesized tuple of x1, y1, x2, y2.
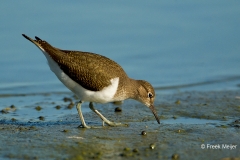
(0, 1, 240, 95)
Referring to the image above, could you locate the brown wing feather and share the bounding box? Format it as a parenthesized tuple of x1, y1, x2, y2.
(36, 40, 127, 91)
(58, 50, 128, 91)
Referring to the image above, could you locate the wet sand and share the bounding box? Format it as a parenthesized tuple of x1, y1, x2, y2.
(0, 90, 239, 159)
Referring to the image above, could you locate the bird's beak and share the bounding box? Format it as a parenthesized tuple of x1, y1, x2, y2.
(149, 105, 160, 124)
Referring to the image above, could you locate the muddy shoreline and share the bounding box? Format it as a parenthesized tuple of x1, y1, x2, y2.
(0, 90, 239, 159)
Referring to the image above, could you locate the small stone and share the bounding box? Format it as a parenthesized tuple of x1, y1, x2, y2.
(172, 153, 179, 159)
(0, 109, 8, 114)
(132, 148, 138, 152)
(63, 97, 72, 102)
(38, 116, 45, 121)
(141, 131, 147, 136)
(11, 118, 17, 122)
(55, 105, 61, 109)
(10, 105, 16, 109)
(115, 107, 122, 112)
(149, 143, 155, 149)
(35, 106, 42, 111)
(67, 102, 74, 109)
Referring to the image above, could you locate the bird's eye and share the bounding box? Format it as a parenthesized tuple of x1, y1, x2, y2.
(148, 92, 153, 98)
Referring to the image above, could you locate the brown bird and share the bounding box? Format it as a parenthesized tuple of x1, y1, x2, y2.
(22, 34, 160, 128)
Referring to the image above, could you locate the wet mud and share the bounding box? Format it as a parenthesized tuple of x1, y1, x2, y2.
(0, 90, 239, 159)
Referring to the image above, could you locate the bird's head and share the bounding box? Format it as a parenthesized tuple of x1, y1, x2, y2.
(135, 80, 160, 124)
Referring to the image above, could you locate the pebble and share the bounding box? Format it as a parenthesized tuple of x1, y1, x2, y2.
(63, 97, 72, 102)
(55, 105, 61, 109)
(38, 116, 45, 121)
(149, 143, 155, 149)
(141, 131, 147, 136)
(114, 107, 122, 112)
(172, 153, 180, 159)
(35, 106, 42, 111)
(67, 102, 74, 109)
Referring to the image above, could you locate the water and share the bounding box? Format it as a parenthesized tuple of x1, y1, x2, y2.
(0, 92, 77, 122)
(0, 1, 240, 95)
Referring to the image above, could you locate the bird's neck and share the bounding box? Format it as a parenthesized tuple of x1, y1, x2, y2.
(124, 78, 142, 100)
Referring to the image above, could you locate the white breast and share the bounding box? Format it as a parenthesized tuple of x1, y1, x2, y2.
(41, 50, 119, 103)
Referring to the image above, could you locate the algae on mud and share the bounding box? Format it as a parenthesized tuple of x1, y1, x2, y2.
(0, 90, 239, 159)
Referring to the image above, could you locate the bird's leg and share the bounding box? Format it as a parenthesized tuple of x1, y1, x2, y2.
(89, 102, 128, 127)
(76, 101, 91, 129)
(76, 101, 102, 129)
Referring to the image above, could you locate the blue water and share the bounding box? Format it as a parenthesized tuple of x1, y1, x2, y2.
(0, 1, 240, 95)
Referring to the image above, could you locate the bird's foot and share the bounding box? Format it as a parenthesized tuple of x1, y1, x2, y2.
(78, 123, 102, 129)
(78, 121, 128, 128)
(102, 120, 128, 127)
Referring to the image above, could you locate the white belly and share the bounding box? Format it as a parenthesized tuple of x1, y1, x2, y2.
(42, 51, 119, 103)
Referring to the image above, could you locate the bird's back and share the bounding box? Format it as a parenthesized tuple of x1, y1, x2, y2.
(55, 49, 128, 91)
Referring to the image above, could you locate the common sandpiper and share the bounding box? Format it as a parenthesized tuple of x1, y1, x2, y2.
(22, 34, 160, 128)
